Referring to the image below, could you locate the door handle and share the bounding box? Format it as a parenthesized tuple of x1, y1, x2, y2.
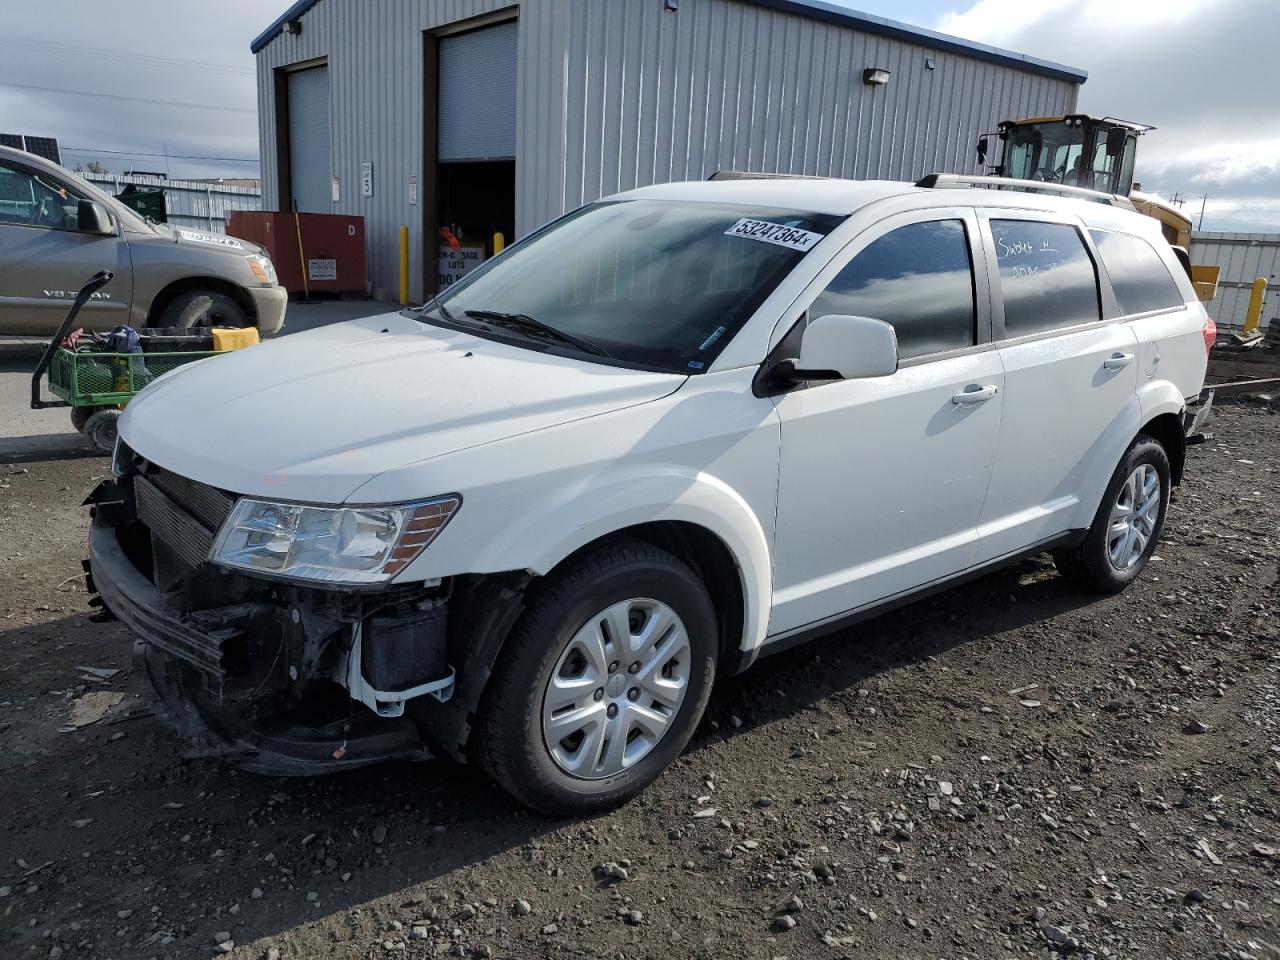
(952, 384, 999, 405)
(1102, 352, 1134, 370)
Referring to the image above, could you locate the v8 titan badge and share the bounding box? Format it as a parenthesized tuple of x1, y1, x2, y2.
(724, 218, 824, 251)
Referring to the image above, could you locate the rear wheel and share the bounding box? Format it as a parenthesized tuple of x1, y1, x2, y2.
(477, 539, 718, 814)
(82, 408, 121, 453)
(159, 289, 249, 329)
(70, 406, 98, 434)
(1054, 434, 1170, 593)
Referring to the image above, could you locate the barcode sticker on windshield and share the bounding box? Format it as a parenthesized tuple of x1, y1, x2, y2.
(724, 218, 824, 251)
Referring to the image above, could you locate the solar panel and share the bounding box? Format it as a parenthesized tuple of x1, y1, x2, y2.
(0, 133, 23, 149)
(22, 137, 61, 164)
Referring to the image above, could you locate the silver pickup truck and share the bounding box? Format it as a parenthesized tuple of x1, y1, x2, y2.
(0, 145, 286, 337)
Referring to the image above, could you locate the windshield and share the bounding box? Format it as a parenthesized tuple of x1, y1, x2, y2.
(422, 199, 843, 373)
(1005, 121, 1137, 193)
(1006, 122, 1085, 185)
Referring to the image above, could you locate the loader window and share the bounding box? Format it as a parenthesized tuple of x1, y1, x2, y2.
(1005, 122, 1084, 185)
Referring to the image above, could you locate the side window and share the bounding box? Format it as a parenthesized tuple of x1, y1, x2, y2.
(1089, 229, 1184, 315)
(991, 220, 1100, 337)
(0, 161, 80, 230)
(808, 219, 975, 360)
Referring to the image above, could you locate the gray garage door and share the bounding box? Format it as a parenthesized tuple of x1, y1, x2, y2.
(438, 21, 517, 162)
(287, 64, 331, 213)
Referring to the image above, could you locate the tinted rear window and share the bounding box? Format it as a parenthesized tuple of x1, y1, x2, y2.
(808, 219, 975, 360)
(1089, 229, 1184, 315)
(992, 220, 1100, 337)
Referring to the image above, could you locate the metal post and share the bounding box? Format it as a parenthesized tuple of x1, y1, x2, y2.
(399, 226, 410, 305)
(493, 231, 505, 256)
(1244, 278, 1267, 336)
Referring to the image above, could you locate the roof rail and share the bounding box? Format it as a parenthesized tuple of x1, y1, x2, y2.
(916, 173, 1136, 209)
(708, 170, 829, 181)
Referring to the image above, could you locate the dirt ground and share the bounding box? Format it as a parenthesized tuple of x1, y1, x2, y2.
(2, 401, 1277, 960)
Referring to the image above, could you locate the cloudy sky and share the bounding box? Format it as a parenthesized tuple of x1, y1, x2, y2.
(1, 0, 1275, 230)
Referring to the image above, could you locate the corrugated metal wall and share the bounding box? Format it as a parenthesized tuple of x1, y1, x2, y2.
(526, 0, 1078, 230)
(256, 0, 515, 301)
(1192, 232, 1279, 331)
(256, 0, 1079, 301)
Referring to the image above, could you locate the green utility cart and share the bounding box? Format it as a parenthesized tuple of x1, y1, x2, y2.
(30, 271, 232, 452)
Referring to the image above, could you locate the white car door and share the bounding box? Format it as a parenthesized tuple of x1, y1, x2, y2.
(975, 212, 1139, 562)
(1088, 227, 1207, 403)
(767, 209, 1005, 638)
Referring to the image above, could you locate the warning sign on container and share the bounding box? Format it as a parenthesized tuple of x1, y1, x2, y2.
(307, 258, 337, 281)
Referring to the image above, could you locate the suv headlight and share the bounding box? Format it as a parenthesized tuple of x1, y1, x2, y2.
(212, 495, 460, 585)
(246, 254, 277, 286)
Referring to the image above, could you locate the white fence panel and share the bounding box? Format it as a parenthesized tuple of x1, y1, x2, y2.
(82, 173, 261, 234)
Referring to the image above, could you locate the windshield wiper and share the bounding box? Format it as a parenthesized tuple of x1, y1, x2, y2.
(463, 310, 614, 359)
(416, 294, 458, 324)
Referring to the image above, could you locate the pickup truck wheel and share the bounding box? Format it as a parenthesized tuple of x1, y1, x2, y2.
(477, 539, 717, 815)
(1053, 434, 1170, 593)
(159, 290, 249, 329)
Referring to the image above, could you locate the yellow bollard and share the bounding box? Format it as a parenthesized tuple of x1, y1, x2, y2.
(398, 225, 410, 305)
(493, 231, 505, 256)
(1243, 277, 1267, 335)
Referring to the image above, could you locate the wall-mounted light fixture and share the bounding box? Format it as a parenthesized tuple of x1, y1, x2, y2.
(863, 67, 891, 86)
(284, 19, 302, 35)
(664, 0, 679, 10)
(924, 56, 936, 70)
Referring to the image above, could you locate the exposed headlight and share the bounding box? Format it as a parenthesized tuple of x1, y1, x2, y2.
(246, 254, 277, 286)
(212, 495, 460, 585)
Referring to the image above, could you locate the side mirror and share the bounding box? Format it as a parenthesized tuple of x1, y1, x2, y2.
(77, 200, 114, 235)
(790, 314, 898, 381)
(976, 136, 989, 166)
(1105, 128, 1127, 157)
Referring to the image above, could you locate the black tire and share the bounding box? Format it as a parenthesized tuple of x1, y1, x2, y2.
(158, 290, 249, 329)
(70, 406, 98, 434)
(83, 408, 121, 454)
(476, 539, 718, 815)
(1053, 433, 1171, 593)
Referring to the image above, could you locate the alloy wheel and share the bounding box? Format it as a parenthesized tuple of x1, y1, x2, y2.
(1107, 463, 1161, 571)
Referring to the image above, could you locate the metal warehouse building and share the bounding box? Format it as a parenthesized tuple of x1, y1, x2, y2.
(1192, 232, 1279, 331)
(251, 0, 1086, 301)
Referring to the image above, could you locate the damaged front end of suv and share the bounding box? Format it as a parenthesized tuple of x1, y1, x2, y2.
(86, 443, 503, 773)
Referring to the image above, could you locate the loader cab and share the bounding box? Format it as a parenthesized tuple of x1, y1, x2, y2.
(980, 115, 1150, 196)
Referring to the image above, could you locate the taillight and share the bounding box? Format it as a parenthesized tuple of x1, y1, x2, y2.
(1202, 316, 1217, 355)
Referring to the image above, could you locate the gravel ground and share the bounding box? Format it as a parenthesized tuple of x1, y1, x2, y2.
(1, 401, 1277, 960)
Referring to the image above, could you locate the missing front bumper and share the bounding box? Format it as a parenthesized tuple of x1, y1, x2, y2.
(87, 502, 452, 774)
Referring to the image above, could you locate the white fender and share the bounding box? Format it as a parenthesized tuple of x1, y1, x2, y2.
(1136, 378, 1187, 424)
(1069, 381, 1185, 530)
(469, 464, 774, 657)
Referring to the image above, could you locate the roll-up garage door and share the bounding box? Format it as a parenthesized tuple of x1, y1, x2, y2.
(287, 64, 331, 213)
(438, 21, 517, 162)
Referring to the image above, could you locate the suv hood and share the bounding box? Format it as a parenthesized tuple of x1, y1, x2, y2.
(121, 311, 685, 503)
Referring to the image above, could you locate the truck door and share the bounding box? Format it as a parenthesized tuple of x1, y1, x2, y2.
(0, 157, 131, 335)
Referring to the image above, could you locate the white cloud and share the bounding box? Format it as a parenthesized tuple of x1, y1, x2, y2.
(934, 0, 1280, 230)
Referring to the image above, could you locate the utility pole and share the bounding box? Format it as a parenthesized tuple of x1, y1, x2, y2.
(1197, 194, 1207, 231)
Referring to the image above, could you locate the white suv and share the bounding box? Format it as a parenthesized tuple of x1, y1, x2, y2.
(89, 175, 1211, 814)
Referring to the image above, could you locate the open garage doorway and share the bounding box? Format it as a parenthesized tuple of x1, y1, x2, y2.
(425, 17, 517, 294)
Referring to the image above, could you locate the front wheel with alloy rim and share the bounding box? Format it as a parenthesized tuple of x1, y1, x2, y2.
(477, 539, 718, 814)
(1053, 433, 1171, 593)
